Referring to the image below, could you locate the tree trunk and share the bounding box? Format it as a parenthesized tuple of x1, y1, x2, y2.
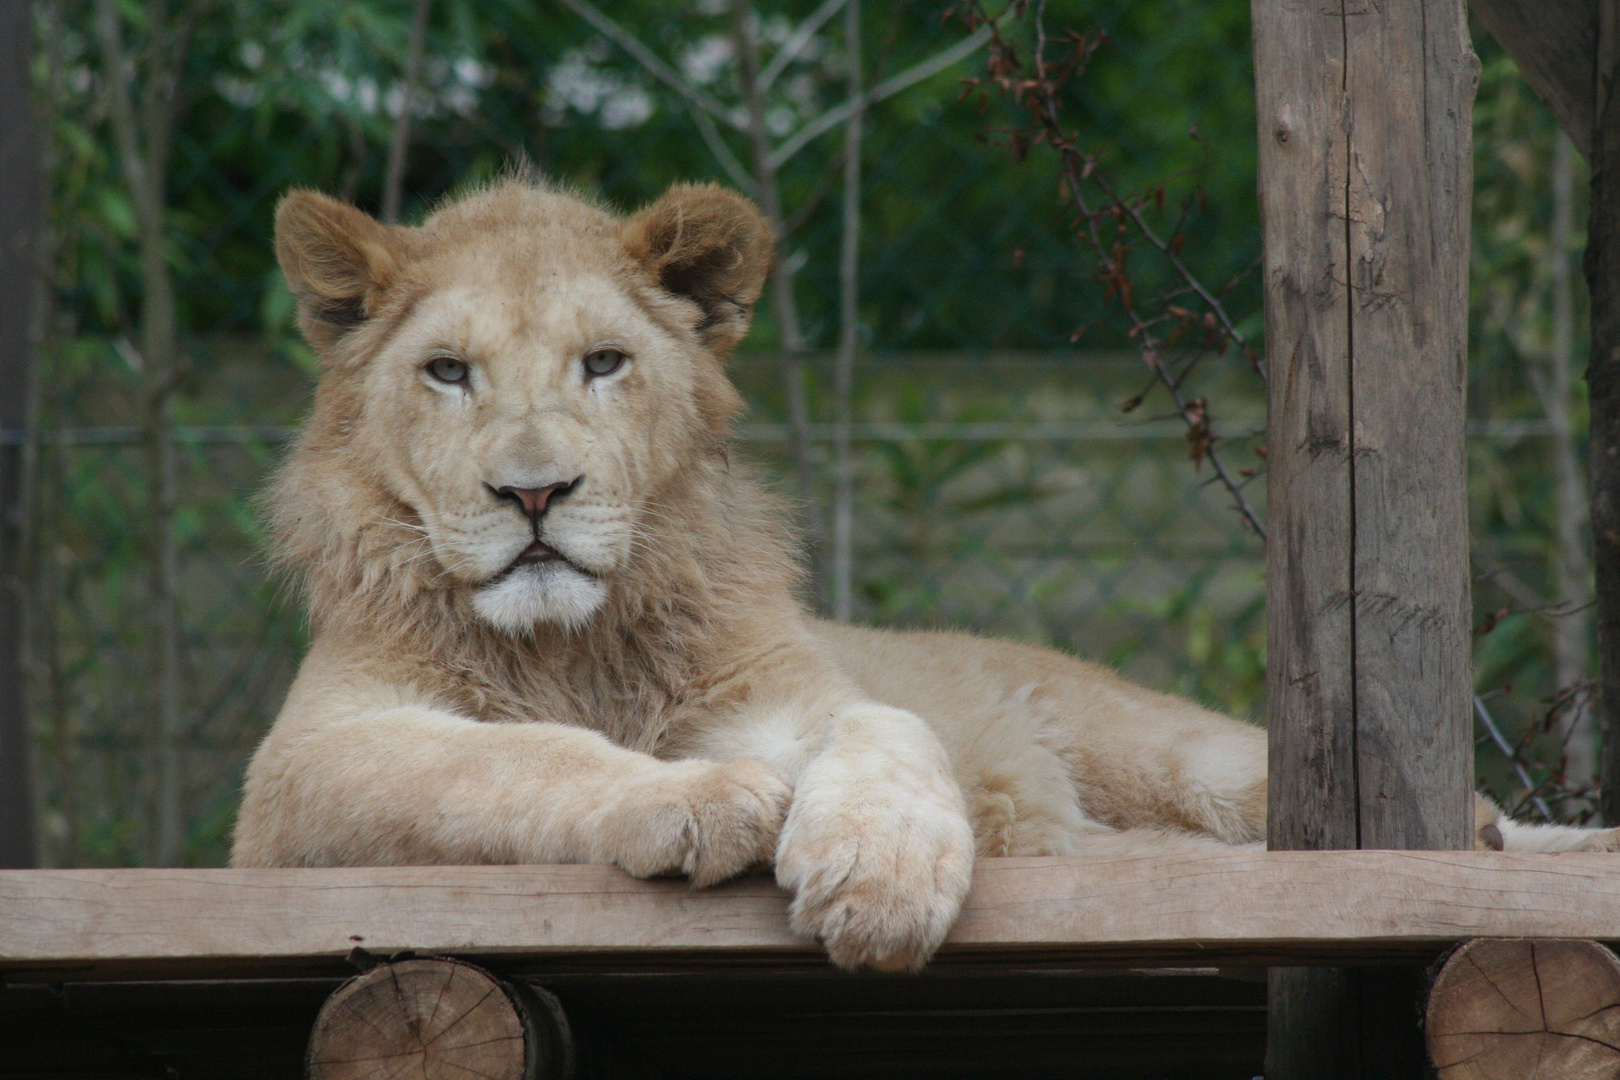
(0, 0, 41, 870)
(94, 0, 186, 866)
(831, 0, 863, 623)
(731, 0, 823, 605)
(1546, 132, 1596, 812)
(381, 0, 430, 224)
(1592, 2, 1620, 825)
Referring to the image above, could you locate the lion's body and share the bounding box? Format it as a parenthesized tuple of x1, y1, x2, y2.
(810, 624, 1268, 853)
(235, 178, 1616, 971)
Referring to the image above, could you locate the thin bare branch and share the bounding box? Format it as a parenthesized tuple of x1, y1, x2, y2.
(759, 0, 848, 92)
(1546, 131, 1594, 810)
(1034, 27, 1261, 535)
(1475, 695, 1555, 820)
(381, 0, 430, 224)
(732, 0, 822, 596)
(556, 0, 751, 190)
(555, 0, 738, 129)
(686, 101, 755, 193)
(93, 0, 186, 865)
(831, 0, 863, 622)
(767, 18, 999, 171)
(1090, 170, 1264, 381)
(963, 0, 1266, 538)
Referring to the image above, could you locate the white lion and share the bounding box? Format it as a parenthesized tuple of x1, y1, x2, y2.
(233, 178, 1616, 971)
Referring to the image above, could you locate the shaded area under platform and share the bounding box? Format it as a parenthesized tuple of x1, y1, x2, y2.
(1, 968, 1267, 1080)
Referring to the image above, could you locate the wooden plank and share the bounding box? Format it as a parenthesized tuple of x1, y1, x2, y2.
(7, 853, 1620, 981)
(1469, 0, 1597, 159)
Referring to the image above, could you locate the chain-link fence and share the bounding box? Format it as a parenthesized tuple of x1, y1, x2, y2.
(15, 0, 1596, 866)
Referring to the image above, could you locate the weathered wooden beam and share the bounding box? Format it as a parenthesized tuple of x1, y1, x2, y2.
(1256, 0, 1476, 860)
(1254, 0, 1478, 1074)
(1426, 938, 1620, 1079)
(7, 853, 1620, 981)
(1468, 0, 1597, 159)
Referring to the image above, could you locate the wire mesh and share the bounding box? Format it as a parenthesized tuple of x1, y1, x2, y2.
(19, 0, 1594, 866)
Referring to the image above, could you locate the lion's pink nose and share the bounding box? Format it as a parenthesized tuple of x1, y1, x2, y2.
(495, 481, 573, 518)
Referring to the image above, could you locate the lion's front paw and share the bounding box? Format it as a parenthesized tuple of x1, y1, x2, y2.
(776, 787, 975, 972)
(602, 758, 791, 887)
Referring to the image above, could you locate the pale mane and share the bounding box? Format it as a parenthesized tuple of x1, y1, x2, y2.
(262, 367, 802, 754)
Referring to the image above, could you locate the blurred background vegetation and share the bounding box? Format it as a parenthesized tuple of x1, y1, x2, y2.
(13, 0, 1595, 866)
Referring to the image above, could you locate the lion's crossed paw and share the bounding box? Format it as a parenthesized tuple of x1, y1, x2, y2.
(776, 780, 976, 972)
(598, 757, 791, 887)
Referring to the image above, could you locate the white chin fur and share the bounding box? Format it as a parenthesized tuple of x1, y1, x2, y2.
(471, 562, 606, 635)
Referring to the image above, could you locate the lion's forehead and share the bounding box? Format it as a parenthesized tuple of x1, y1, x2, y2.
(419, 184, 617, 242)
(418, 203, 625, 287)
(402, 272, 649, 357)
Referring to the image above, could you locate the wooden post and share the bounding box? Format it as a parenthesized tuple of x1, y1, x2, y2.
(1254, 0, 1478, 1074)
(1467, 0, 1597, 159)
(0, 0, 39, 869)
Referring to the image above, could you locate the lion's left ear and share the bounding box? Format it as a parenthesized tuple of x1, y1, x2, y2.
(621, 183, 774, 355)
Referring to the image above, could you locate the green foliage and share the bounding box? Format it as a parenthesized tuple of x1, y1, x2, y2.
(1465, 29, 1596, 816)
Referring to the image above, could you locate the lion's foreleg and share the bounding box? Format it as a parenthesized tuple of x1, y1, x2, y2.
(232, 706, 789, 883)
(770, 703, 977, 972)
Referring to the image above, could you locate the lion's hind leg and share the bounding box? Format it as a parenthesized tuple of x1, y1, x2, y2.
(1038, 681, 1270, 847)
(962, 736, 1095, 857)
(964, 773, 1258, 859)
(960, 701, 1267, 857)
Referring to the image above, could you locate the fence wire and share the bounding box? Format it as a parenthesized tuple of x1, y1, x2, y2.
(18, 0, 1596, 866)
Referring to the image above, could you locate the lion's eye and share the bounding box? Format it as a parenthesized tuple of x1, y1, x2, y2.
(426, 356, 469, 384)
(583, 349, 626, 379)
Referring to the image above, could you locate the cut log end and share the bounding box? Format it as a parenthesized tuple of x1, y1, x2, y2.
(308, 957, 569, 1080)
(1427, 938, 1620, 1080)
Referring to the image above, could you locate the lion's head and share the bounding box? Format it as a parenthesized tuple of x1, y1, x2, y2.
(268, 179, 776, 638)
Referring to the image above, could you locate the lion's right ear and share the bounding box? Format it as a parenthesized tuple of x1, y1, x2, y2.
(275, 190, 406, 352)
(621, 183, 774, 357)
